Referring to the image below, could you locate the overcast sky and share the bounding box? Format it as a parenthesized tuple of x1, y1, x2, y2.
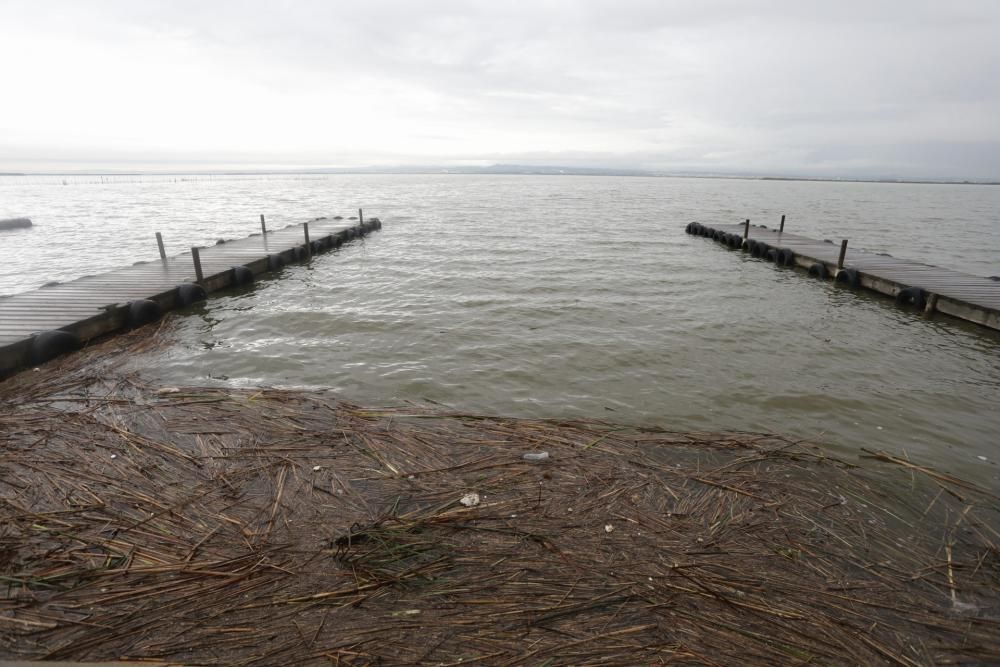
(1, 0, 999, 178)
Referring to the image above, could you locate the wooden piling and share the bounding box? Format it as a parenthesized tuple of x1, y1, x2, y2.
(155, 232, 166, 262)
(260, 214, 267, 235)
(303, 222, 311, 258)
(779, 214, 786, 234)
(359, 208, 364, 226)
(191, 247, 204, 283)
(925, 293, 939, 315)
(837, 240, 848, 270)
(743, 219, 750, 240)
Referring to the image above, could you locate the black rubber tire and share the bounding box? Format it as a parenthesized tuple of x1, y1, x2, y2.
(808, 263, 830, 279)
(749, 241, 763, 258)
(777, 248, 796, 267)
(232, 265, 254, 286)
(835, 268, 861, 289)
(291, 246, 306, 261)
(373, 218, 382, 230)
(895, 286, 928, 310)
(685, 222, 693, 234)
(699, 226, 712, 238)
(765, 248, 778, 262)
(730, 234, 743, 249)
(311, 239, 325, 253)
(267, 254, 285, 271)
(31, 330, 82, 365)
(176, 282, 207, 307)
(128, 299, 162, 327)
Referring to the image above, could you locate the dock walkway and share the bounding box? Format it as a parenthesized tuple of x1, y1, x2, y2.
(690, 222, 1000, 331)
(0, 214, 380, 377)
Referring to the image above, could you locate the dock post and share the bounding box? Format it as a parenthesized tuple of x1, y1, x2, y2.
(779, 214, 786, 233)
(260, 214, 267, 235)
(924, 293, 939, 315)
(743, 219, 750, 240)
(155, 232, 166, 262)
(191, 247, 204, 283)
(837, 240, 849, 270)
(303, 222, 311, 258)
(359, 208, 364, 226)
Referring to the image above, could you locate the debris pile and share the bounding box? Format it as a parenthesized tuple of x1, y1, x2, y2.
(0, 326, 997, 665)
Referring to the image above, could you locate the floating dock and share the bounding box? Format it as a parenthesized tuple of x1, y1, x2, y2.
(688, 220, 1000, 332)
(0, 213, 381, 377)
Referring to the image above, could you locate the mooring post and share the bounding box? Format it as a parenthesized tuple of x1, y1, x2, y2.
(155, 232, 166, 261)
(837, 239, 849, 270)
(743, 218, 750, 240)
(303, 222, 311, 258)
(924, 293, 939, 315)
(260, 214, 267, 235)
(359, 208, 364, 226)
(779, 214, 786, 234)
(191, 247, 204, 283)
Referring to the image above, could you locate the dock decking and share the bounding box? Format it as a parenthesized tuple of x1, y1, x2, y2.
(690, 222, 1000, 331)
(0, 215, 380, 377)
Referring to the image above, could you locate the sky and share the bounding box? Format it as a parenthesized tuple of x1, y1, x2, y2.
(1, 0, 999, 179)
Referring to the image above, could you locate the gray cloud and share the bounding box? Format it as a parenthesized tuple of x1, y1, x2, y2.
(1, 0, 998, 178)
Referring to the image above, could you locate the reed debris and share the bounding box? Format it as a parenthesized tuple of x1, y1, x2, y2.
(0, 324, 997, 665)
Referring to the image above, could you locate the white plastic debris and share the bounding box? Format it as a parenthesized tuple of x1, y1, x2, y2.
(460, 492, 481, 507)
(604, 524, 614, 533)
(156, 387, 181, 395)
(312, 465, 322, 472)
(522, 451, 549, 461)
(110, 454, 117, 460)
(977, 455, 988, 462)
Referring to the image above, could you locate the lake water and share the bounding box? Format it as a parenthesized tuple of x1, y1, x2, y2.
(2, 174, 999, 487)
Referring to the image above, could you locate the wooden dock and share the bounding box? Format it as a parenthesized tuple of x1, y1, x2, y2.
(0, 214, 381, 377)
(687, 220, 1000, 332)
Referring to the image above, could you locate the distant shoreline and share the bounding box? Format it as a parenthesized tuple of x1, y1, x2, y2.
(1, 168, 997, 186)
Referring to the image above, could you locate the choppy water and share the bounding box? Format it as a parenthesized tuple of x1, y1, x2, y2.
(2, 174, 999, 486)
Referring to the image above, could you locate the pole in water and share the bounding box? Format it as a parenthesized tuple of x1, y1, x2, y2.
(191, 247, 204, 283)
(359, 208, 364, 225)
(303, 222, 311, 258)
(837, 239, 849, 270)
(155, 232, 166, 261)
(260, 214, 267, 235)
(779, 214, 786, 233)
(743, 218, 750, 240)
(924, 293, 939, 315)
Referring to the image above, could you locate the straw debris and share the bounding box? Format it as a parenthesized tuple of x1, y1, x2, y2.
(0, 323, 997, 665)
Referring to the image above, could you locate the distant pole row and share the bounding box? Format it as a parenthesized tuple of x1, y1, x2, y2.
(154, 209, 367, 284)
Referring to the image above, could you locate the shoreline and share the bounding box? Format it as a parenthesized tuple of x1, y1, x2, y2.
(1, 326, 998, 664)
